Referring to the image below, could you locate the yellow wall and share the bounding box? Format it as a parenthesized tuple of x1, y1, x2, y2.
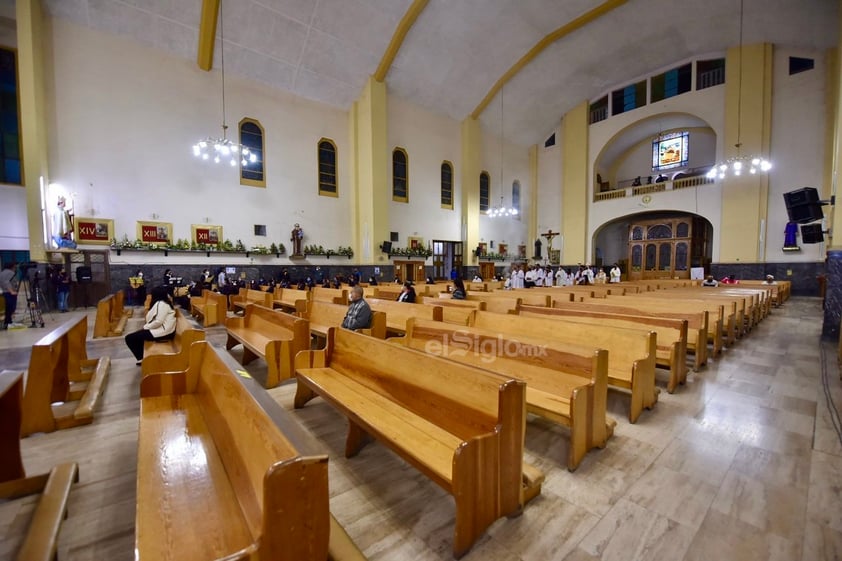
(561, 101, 589, 264)
(528, 144, 538, 249)
(17, 0, 49, 261)
(719, 43, 773, 262)
(461, 117, 481, 264)
(350, 77, 389, 263)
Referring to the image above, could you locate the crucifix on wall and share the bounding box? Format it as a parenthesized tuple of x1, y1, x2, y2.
(541, 230, 560, 253)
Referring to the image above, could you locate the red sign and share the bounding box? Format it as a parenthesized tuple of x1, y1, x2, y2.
(141, 225, 169, 243)
(194, 228, 219, 245)
(77, 221, 109, 242)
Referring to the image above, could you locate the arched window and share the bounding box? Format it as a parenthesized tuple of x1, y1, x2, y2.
(392, 147, 408, 202)
(318, 138, 338, 197)
(441, 161, 453, 209)
(239, 118, 265, 187)
(479, 171, 490, 213)
(512, 180, 521, 215)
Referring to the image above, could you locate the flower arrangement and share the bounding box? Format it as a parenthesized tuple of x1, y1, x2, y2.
(479, 252, 507, 261)
(389, 246, 433, 258)
(303, 244, 355, 258)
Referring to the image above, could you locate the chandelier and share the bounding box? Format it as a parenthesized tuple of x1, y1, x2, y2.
(192, 2, 256, 167)
(489, 85, 518, 218)
(707, 0, 771, 180)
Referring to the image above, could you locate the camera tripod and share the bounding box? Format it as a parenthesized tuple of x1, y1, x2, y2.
(21, 272, 50, 328)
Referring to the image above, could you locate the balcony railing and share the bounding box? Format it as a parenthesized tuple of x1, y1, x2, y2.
(594, 175, 715, 202)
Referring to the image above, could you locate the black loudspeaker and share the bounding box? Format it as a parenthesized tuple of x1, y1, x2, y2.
(381, 241, 392, 253)
(76, 266, 92, 283)
(783, 188, 824, 224)
(801, 223, 825, 244)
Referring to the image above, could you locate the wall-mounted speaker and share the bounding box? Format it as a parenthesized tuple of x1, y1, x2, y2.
(783, 187, 824, 224)
(381, 241, 392, 253)
(800, 223, 825, 244)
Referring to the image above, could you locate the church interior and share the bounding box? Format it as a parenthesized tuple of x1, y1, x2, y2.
(1, 0, 842, 560)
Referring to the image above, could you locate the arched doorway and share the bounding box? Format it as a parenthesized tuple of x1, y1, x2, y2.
(593, 212, 713, 281)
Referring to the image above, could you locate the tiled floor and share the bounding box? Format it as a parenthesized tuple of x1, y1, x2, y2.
(0, 297, 841, 560)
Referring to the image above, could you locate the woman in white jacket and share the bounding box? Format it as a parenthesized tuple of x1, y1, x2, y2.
(124, 286, 177, 365)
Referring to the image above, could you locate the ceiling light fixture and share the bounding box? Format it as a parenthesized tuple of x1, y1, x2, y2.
(192, 2, 256, 168)
(489, 85, 518, 218)
(707, 0, 771, 180)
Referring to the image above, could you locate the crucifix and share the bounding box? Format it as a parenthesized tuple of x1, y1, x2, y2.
(541, 230, 560, 252)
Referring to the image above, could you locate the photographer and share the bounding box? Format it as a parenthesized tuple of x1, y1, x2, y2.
(56, 267, 71, 312)
(0, 262, 18, 329)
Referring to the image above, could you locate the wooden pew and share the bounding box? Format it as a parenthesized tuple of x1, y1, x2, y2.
(738, 280, 789, 306)
(372, 286, 403, 300)
(231, 288, 273, 314)
(0, 370, 80, 561)
(550, 299, 708, 369)
(364, 298, 443, 335)
(21, 316, 111, 436)
(300, 300, 387, 342)
(518, 305, 689, 393)
(141, 309, 205, 376)
(396, 319, 612, 470)
(465, 290, 551, 308)
(272, 287, 311, 313)
(615, 293, 733, 349)
(294, 328, 537, 558)
(471, 311, 657, 423)
(225, 304, 310, 388)
(137, 341, 365, 561)
(189, 289, 228, 326)
(93, 291, 131, 338)
(312, 286, 348, 306)
(418, 296, 484, 326)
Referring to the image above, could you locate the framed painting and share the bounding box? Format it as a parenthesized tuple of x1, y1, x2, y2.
(75, 217, 114, 245)
(518, 245, 527, 260)
(549, 249, 561, 265)
(498, 243, 508, 256)
(136, 221, 173, 245)
(191, 224, 223, 246)
(477, 242, 487, 256)
(408, 236, 424, 250)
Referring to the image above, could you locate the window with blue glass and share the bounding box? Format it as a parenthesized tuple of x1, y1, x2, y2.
(239, 118, 265, 187)
(611, 80, 646, 116)
(0, 48, 21, 185)
(651, 63, 692, 103)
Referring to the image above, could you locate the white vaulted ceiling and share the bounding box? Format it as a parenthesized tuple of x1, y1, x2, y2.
(43, 0, 838, 146)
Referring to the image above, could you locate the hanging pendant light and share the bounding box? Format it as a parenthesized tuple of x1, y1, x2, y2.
(191, 1, 256, 168)
(489, 86, 517, 218)
(707, 0, 771, 180)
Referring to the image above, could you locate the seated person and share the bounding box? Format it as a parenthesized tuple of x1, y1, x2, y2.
(631, 176, 642, 186)
(124, 286, 176, 366)
(720, 274, 739, 285)
(397, 281, 416, 303)
(762, 274, 777, 285)
(341, 286, 372, 330)
(702, 275, 719, 287)
(472, 274, 483, 282)
(451, 278, 466, 300)
(426, 276, 434, 284)
(368, 276, 378, 286)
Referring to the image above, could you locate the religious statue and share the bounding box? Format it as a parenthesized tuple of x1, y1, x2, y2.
(291, 223, 304, 256)
(52, 196, 77, 249)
